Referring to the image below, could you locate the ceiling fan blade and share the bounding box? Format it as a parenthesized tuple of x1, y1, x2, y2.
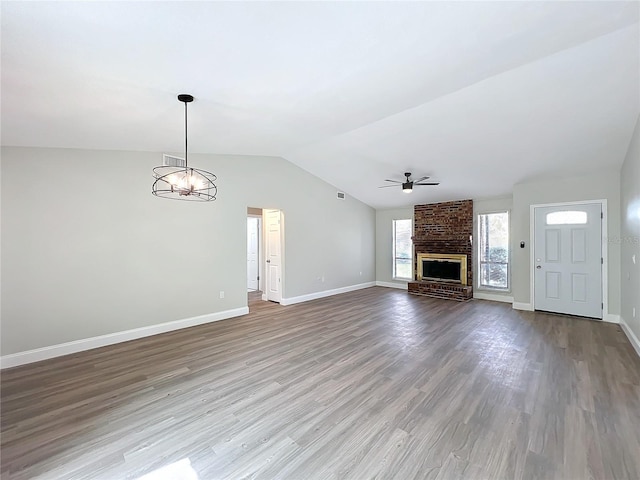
(412, 176, 430, 183)
(414, 182, 440, 186)
(378, 185, 400, 188)
(384, 179, 402, 183)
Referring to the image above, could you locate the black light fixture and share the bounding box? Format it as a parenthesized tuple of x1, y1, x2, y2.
(152, 94, 217, 201)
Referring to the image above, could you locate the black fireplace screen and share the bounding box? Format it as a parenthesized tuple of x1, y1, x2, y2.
(423, 260, 461, 282)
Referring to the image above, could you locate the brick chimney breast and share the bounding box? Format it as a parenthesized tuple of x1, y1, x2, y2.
(409, 199, 473, 301)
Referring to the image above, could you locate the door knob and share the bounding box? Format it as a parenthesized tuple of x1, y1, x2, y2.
(536, 265, 542, 269)
(266, 259, 271, 263)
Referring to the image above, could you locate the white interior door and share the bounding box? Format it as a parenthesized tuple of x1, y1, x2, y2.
(247, 217, 259, 291)
(534, 203, 602, 318)
(264, 209, 282, 303)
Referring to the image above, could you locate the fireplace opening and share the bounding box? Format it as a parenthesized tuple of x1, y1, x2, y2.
(417, 253, 467, 285)
(423, 260, 461, 283)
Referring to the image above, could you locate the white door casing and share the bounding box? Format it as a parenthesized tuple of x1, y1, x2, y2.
(247, 217, 259, 291)
(264, 209, 282, 303)
(533, 203, 602, 319)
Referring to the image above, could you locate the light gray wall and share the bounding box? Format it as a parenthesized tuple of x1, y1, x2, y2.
(511, 169, 621, 314)
(1, 147, 375, 355)
(620, 115, 640, 342)
(375, 207, 413, 286)
(473, 196, 513, 298)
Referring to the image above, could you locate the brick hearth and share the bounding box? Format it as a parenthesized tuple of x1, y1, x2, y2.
(408, 281, 473, 301)
(409, 199, 473, 301)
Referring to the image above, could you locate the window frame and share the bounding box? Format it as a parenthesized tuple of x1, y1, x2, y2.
(392, 218, 413, 281)
(477, 210, 510, 292)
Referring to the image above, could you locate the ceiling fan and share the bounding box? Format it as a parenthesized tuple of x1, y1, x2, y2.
(379, 172, 439, 193)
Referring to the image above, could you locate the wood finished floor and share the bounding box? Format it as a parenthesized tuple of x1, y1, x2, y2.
(2, 287, 640, 480)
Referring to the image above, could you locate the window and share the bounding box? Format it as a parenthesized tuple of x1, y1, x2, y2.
(393, 219, 412, 279)
(478, 212, 509, 290)
(546, 210, 587, 225)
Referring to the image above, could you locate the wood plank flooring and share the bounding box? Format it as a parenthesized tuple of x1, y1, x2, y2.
(2, 287, 639, 479)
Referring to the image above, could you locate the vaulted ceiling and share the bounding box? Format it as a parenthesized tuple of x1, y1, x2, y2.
(2, 1, 638, 208)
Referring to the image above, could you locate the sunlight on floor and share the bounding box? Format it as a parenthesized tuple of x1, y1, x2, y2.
(135, 458, 199, 480)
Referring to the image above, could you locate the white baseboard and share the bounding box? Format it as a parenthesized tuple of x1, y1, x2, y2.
(0, 307, 249, 369)
(474, 292, 514, 303)
(281, 282, 376, 306)
(375, 281, 409, 290)
(513, 302, 534, 311)
(603, 313, 620, 324)
(620, 316, 640, 358)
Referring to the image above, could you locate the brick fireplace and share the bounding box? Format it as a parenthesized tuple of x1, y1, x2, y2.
(408, 199, 473, 301)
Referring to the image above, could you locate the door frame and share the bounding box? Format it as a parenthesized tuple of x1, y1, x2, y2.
(529, 199, 608, 318)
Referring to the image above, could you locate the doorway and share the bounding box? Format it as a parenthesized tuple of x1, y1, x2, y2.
(247, 207, 284, 307)
(247, 216, 260, 292)
(532, 201, 604, 319)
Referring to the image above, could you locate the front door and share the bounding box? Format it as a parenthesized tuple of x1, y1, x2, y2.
(533, 203, 602, 318)
(264, 209, 282, 303)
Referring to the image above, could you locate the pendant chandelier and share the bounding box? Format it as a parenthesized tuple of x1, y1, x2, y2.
(152, 94, 217, 201)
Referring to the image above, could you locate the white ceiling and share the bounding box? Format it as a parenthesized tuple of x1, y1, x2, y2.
(2, 1, 638, 209)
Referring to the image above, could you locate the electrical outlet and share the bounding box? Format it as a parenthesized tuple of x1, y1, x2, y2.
(633, 307, 636, 318)
(360, 271, 363, 276)
(321, 276, 325, 283)
(219, 291, 225, 299)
